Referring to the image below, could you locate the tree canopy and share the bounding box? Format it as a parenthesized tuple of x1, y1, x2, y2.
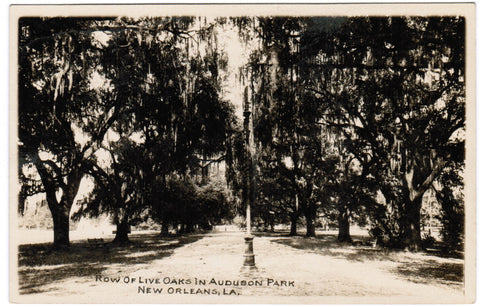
(19, 16, 465, 252)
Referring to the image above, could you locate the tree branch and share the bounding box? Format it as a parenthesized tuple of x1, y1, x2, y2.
(31, 152, 59, 208)
(412, 158, 448, 202)
(199, 155, 227, 169)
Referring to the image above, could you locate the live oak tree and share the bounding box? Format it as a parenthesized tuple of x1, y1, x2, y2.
(434, 162, 464, 252)
(247, 145, 297, 233)
(19, 16, 237, 247)
(75, 138, 148, 245)
(19, 16, 465, 253)
(358, 17, 463, 251)
(92, 17, 235, 237)
(18, 17, 121, 250)
(82, 17, 193, 243)
(156, 176, 235, 234)
(18, 17, 179, 249)
(232, 16, 464, 250)
(232, 17, 345, 237)
(139, 18, 235, 233)
(306, 17, 465, 250)
(298, 18, 377, 243)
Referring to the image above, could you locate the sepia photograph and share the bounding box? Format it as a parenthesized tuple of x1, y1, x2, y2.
(9, 3, 475, 304)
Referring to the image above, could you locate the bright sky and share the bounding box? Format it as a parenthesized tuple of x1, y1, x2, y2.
(217, 23, 252, 119)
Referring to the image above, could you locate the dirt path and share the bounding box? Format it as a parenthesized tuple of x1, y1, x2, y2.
(16, 231, 465, 303)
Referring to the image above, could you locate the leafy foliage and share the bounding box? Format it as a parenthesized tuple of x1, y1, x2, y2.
(19, 16, 465, 253)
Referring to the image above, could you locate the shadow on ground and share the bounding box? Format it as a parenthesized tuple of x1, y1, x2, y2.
(271, 234, 392, 262)
(396, 260, 463, 285)
(18, 233, 204, 294)
(270, 233, 463, 288)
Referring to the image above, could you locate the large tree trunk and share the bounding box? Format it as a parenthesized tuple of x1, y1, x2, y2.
(179, 224, 186, 234)
(401, 197, 423, 251)
(48, 182, 81, 250)
(305, 216, 316, 237)
(337, 208, 352, 243)
(304, 206, 316, 237)
(34, 155, 83, 250)
(289, 212, 298, 236)
(186, 223, 194, 233)
(289, 194, 299, 236)
(52, 206, 70, 250)
(400, 160, 446, 251)
(113, 218, 130, 245)
(201, 152, 209, 184)
(160, 222, 169, 236)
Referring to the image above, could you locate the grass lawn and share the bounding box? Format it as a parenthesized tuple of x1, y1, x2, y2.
(18, 232, 204, 294)
(267, 232, 463, 289)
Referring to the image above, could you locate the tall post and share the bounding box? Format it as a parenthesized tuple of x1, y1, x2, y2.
(246, 199, 251, 235)
(242, 84, 255, 269)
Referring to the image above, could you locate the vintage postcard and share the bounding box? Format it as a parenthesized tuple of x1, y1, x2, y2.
(9, 3, 475, 304)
